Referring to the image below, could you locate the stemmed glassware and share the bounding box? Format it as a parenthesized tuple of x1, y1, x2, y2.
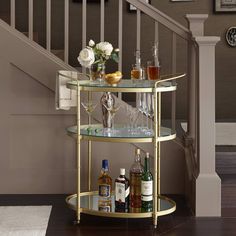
(136, 92, 154, 136)
(146, 93, 154, 135)
(81, 101, 98, 131)
(125, 104, 140, 134)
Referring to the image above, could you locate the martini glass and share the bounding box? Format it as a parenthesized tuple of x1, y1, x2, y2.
(81, 101, 97, 131)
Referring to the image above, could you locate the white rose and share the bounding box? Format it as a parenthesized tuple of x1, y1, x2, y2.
(89, 39, 95, 47)
(96, 42, 113, 56)
(77, 47, 95, 68)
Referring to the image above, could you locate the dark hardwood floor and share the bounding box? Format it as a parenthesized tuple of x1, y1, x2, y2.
(0, 194, 236, 236)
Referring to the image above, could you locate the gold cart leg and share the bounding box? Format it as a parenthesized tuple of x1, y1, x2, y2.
(76, 83, 81, 224)
(88, 92, 92, 209)
(153, 91, 161, 228)
(88, 91, 92, 192)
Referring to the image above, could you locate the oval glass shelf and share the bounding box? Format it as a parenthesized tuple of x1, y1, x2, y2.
(65, 73, 186, 93)
(66, 125, 176, 143)
(66, 192, 176, 218)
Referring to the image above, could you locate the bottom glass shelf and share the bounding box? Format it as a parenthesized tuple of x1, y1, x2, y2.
(66, 192, 176, 218)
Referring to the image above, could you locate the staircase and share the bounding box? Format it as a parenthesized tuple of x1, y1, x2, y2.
(216, 145, 236, 216)
(0, 0, 221, 217)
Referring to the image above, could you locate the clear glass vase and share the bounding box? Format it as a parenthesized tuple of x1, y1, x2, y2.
(90, 63, 105, 82)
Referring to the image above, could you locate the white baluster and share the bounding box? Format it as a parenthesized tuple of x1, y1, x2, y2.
(46, 0, 51, 51)
(171, 32, 177, 132)
(10, 0, 15, 28)
(64, 0, 69, 63)
(136, 9, 141, 51)
(100, 0, 105, 42)
(28, 0, 33, 40)
(82, 0, 87, 74)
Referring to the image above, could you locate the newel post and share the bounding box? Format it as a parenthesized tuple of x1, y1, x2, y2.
(186, 14, 208, 142)
(195, 36, 221, 216)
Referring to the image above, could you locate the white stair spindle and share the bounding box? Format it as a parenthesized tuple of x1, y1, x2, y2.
(100, 0, 105, 42)
(82, 0, 87, 74)
(46, 0, 51, 51)
(136, 9, 141, 51)
(28, 0, 33, 40)
(118, 0, 123, 100)
(154, 21, 159, 43)
(64, 0, 69, 63)
(171, 32, 177, 131)
(10, 0, 15, 28)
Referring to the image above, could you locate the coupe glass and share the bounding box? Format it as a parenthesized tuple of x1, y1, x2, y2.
(81, 101, 97, 130)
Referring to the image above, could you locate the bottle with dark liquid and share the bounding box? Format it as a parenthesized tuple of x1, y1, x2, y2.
(115, 168, 130, 212)
(129, 148, 144, 213)
(98, 159, 112, 212)
(141, 152, 153, 212)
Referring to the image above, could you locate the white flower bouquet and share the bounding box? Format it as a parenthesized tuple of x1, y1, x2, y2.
(77, 40, 119, 69)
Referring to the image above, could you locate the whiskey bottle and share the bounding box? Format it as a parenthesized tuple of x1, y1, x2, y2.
(115, 168, 130, 213)
(141, 152, 153, 212)
(98, 159, 112, 212)
(130, 148, 144, 213)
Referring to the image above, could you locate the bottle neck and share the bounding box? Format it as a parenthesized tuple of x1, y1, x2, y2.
(152, 43, 160, 67)
(144, 157, 150, 172)
(135, 50, 141, 68)
(135, 153, 141, 163)
(102, 168, 109, 174)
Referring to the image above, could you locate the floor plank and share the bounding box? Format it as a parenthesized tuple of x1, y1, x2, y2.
(1, 195, 236, 235)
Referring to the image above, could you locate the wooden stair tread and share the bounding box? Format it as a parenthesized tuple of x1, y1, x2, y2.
(219, 174, 236, 185)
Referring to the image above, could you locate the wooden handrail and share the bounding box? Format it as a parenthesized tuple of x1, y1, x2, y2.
(126, 0, 191, 40)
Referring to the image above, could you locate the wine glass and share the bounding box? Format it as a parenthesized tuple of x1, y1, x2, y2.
(146, 93, 154, 135)
(81, 101, 98, 130)
(141, 93, 152, 136)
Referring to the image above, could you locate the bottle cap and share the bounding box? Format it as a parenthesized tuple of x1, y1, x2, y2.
(136, 148, 140, 155)
(120, 168, 125, 176)
(146, 152, 150, 158)
(102, 159, 109, 170)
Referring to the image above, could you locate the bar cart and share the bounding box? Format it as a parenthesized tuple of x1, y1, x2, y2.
(62, 71, 185, 227)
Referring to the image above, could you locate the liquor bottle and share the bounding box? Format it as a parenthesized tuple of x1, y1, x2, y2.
(141, 152, 153, 212)
(98, 159, 112, 212)
(115, 168, 130, 212)
(130, 148, 144, 213)
(131, 50, 145, 81)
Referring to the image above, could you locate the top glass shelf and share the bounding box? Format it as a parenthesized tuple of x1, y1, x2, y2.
(62, 71, 186, 93)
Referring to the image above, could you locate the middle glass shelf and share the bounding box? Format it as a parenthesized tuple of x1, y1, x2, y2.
(67, 124, 176, 143)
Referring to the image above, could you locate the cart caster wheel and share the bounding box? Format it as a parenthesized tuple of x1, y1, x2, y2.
(73, 220, 80, 225)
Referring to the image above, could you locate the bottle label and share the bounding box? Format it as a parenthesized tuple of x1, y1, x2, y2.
(141, 195, 153, 201)
(99, 184, 111, 197)
(115, 183, 126, 202)
(141, 180, 153, 195)
(98, 205, 110, 212)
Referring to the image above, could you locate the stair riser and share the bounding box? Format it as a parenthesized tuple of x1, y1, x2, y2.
(222, 186, 236, 208)
(216, 153, 236, 174)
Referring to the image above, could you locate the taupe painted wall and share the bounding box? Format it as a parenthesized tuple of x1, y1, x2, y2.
(1, 0, 235, 120)
(0, 20, 185, 194)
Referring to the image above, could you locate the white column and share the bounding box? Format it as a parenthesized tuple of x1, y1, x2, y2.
(195, 36, 221, 217)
